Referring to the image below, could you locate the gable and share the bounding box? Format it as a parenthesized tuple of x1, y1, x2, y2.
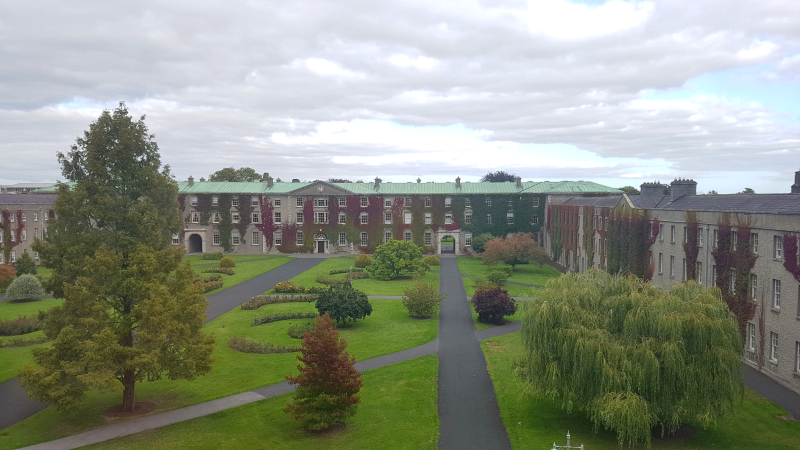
(287, 181, 355, 196)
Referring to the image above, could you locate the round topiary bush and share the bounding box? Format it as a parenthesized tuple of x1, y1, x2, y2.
(354, 254, 371, 268)
(5, 274, 45, 301)
(424, 255, 440, 266)
(219, 257, 236, 268)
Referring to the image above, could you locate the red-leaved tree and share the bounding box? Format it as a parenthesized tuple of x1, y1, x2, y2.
(482, 232, 549, 270)
(284, 313, 363, 430)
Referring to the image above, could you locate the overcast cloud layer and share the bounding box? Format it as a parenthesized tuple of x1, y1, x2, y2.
(1, 0, 798, 193)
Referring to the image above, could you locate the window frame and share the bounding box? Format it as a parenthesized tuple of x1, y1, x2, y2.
(360, 213, 368, 225)
(770, 332, 778, 362)
(231, 230, 240, 245)
(485, 197, 492, 206)
(773, 279, 781, 309)
(252, 230, 260, 246)
(339, 213, 346, 225)
(297, 197, 304, 207)
(339, 232, 347, 246)
(273, 212, 280, 224)
(232, 197, 239, 207)
(384, 211, 392, 224)
(360, 232, 368, 246)
(296, 212, 304, 224)
(465, 232, 472, 247)
(296, 231, 304, 246)
(360, 197, 368, 207)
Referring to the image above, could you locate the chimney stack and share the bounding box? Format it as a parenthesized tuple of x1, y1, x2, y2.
(640, 181, 666, 196)
(188, 176, 194, 187)
(416, 178, 421, 183)
(515, 177, 522, 188)
(455, 176, 461, 188)
(262, 172, 269, 182)
(267, 176, 274, 188)
(670, 178, 697, 202)
(792, 169, 800, 194)
(199, 177, 205, 182)
(374, 177, 382, 189)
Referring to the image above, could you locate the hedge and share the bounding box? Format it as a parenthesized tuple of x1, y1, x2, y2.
(240, 295, 317, 310)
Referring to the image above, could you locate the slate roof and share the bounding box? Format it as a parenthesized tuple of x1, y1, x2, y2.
(628, 195, 672, 209)
(562, 196, 622, 207)
(0, 194, 58, 205)
(655, 194, 800, 215)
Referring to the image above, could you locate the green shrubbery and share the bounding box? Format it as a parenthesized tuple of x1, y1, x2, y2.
(240, 295, 316, 310)
(219, 256, 236, 268)
(193, 274, 224, 293)
(0, 335, 49, 348)
(251, 311, 318, 327)
(228, 336, 299, 354)
(315, 282, 372, 325)
(402, 280, 445, 318)
(470, 233, 495, 253)
(14, 252, 37, 276)
(287, 322, 315, 339)
(329, 267, 365, 275)
(5, 274, 45, 301)
(0, 315, 43, 336)
(354, 254, 372, 268)
(203, 267, 234, 275)
(487, 270, 509, 286)
(424, 255, 440, 266)
(366, 240, 428, 280)
(471, 286, 516, 324)
(273, 281, 325, 294)
(202, 252, 224, 260)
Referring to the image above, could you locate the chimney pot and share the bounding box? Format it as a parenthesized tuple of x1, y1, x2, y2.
(456, 176, 461, 188)
(374, 177, 381, 189)
(515, 177, 522, 188)
(267, 176, 274, 188)
(188, 176, 194, 187)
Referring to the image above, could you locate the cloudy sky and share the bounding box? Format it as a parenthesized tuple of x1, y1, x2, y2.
(1, 0, 798, 193)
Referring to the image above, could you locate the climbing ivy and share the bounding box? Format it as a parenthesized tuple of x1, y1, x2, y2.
(711, 215, 758, 338)
(606, 208, 658, 280)
(683, 211, 700, 281)
(783, 234, 800, 283)
(0, 210, 24, 263)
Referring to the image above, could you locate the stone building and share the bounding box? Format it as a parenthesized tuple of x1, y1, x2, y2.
(0, 194, 57, 265)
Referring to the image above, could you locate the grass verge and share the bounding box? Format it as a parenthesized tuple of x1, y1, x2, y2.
(481, 332, 800, 450)
(0, 298, 64, 383)
(457, 256, 560, 286)
(191, 256, 293, 295)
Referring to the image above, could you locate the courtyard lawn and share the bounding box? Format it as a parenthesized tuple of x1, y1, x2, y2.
(183, 254, 287, 266)
(462, 278, 537, 297)
(0, 299, 438, 448)
(82, 355, 439, 450)
(190, 255, 293, 295)
(471, 302, 525, 331)
(482, 332, 800, 450)
(0, 297, 63, 321)
(456, 256, 561, 286)
(267, 257, 440, 296)
(0, 297, 65, 383)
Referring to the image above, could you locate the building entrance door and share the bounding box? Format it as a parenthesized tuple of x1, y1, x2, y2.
(317, 240, 325, 254)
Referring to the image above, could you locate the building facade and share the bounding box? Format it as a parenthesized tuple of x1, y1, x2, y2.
(0, 194, 57, 265)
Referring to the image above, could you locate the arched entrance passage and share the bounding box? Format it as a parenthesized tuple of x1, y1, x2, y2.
(188, 234, 203, 254)
(440, 235, 455, 254)
(314, 232, 327, 254)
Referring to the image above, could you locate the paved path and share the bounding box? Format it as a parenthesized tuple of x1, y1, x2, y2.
(436, 256, 511, 450)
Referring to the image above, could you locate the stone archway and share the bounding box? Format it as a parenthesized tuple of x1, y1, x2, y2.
(188, 234, 203, 254)
(435, 230, 461, 255)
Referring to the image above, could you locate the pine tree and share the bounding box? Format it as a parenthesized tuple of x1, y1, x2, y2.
(284, 313, 363, 430)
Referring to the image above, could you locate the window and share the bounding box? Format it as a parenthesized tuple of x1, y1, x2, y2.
(252, 231, 260, 245)
(296, 231, 304, 246)
(404, 212, 412, 224)
(424, 232, 432, 246)
(191, 196, 198, 206)
(697, 261, 704, 284)
(384, 231, 392, 243)
(232, 197, 239, 207)
(34, 228, 38, 239)
(384, 212, 392, 224)
(213, 232, 220, 245)
(751, 274, 758, 300)
(532, 198, 540, 208)
(274, 231, 282, 246)
(732, 231, 738, 251)
(213, 212, 220, 223)
(33, 213, 37, 222)
(404, 230, 412, 241)
(172, 234, 179, 245)
(339, 232, 347, 246)
(487, 214, 492, 224)
(748, 323, 756, 351)
(465, 198, 471, 207)
(425, 213, 432, 225)
(751, 232, 758, 253)
(774, 236, 782, 259)
(252, 213, 260, 223)
(682, 258, 687, 281)
(338, 197, 346, 207)
(360, 213, 368, 224)
(712, 265, 717, 285)
(730, 268, 736, 292)
(232, 213, 240, 224)
(698, 230, 704, 247)
(770, 332, 778, 362)
(670, 225, 675, 243)
(339, 213, 346, 224)
(232, 230, 240, 245)
(796, 342, 800, 373)
(274, 198, 281, 207)
(9, 214, 14, 223)
(273, 212, 280, 224)
(465, 233, 472, 246)
(11, 250, 16, 263)
(360, 232, 368, 246)
(0, 253, 3, 264)
(315, 212, 329, 224)
(658, 224, 663, 241)
(21, 230, 26, 241)
(714, 229, 719, 248)
(670, 255, 675, 277)
(507, 212, 513, 224)
(361, 197, 368, 207)
(404, 197, 412, 205)
(10, 232, 14, 242)
(252, 197, 259, 206)
(658, 253, 663, 274)
(384, 197, 393, 207)
(465, 213, 472, 225)
(508, 199, 513, 207)
(773, 279, 781, 309)
(297, 197, 304, 207)
(445, 197, 452, 207)
(191, 211, 199, 223)
(296, 212, 304, 224)
(315, 198, 328, 207)
(532, 214, 539, 225)
(212, 196, 218, 206)
(683, 227, 687, 243)
(445, 213, 453, 225)
(425, 197, 432, 207)
(485, 197, 492, 206)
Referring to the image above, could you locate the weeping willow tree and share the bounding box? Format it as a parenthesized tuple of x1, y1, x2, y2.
(515, 271, 743, 448)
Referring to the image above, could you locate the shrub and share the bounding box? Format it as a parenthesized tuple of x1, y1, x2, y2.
(202, 252, 224, 260)
(329, 267, 365, 275)
(219, 257, 236, 268)
(203, 267, 234, 275)
(471, 286, 516, 324)
(0, 315, 43, 336)
(424, 255, 440, 266)
(228, 336, 299, 354)
(284, 314, 363, 430)
(0, 335, 49, 348)
(315, 282, 372, 325)
(470, 275, 492, 292)
(251, 311, 318, 327)
(423, 245, 436, 254)
(273, 281, 325, 294)
(402, 280, 446, 318)
(487, 270, 509, 286)
(287, 322, 315, 339)
(366, 240, 428, 280)
(470, 233, 495, 253)
(354, 254, 371, 268)
(240, 295, 317, 310)
(0, 264, 16, 292)
(349, 271, 369, 280)
(5, 274, 45, 301)
(193, 274, 224, 293)
(316, 276, 350, 286)
(14, 252, 37, 276)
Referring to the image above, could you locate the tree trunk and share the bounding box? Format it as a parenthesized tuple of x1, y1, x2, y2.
(121, 369, 136, 412)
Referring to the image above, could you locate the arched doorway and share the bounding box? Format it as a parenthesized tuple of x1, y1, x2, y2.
(188, 234, 203, 254)
(314, 233, 327, 254)
(440, 235, 455, 254)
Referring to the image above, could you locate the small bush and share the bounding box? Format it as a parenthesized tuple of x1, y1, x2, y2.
(329, 267, 365, 275)
(219, 257, 236, 268)
(349, 271, 369, 280)
(203, 267, 234, 275)
(228, 336, 299, 354)
(251, 311, 318, 327)
(287, 322, 315, 339)
(5, 274, 45, 301)
(354, 254, 372, 268)
(0, 264, 17, 292)
(471, 286, 516, 324)
(402, 280, 446, 318)
(470, 233, 495, 253)
(240, 295, 317, 310)
(424, 255, 440, 266)
(193, 274, 224, 293)
(315, 282, 372, 325)
(14, 252, 37, 276)
(0, 335, 49, 348)
(423, 245, 436, 254)
(487, 270, 509, 286)
(273, 281, 325, 294)
(0, 315, 43, 336)
(202, 252, 224, 260)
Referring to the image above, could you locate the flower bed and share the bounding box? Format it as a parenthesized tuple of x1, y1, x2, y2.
(228, 336, 299, 354)
(251, 311, 318, 327)
(240, 294, 317, 310)
(273, 281, 325, 294)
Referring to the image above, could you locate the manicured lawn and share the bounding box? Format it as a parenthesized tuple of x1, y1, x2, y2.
(0, 298, 64, 383)
(482, 332, 800, 450)
(461, 278, 537, 297)
(183, 254, 287, 266)
(0, 297, 63, 321)
(0, 300, 438, 448)
(191, 256, 293, 295)
(471, 302, 524, 331)
(456, 256, 561, 286)
(82, 355, 439, 450)
(268, 257, 440, 296)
